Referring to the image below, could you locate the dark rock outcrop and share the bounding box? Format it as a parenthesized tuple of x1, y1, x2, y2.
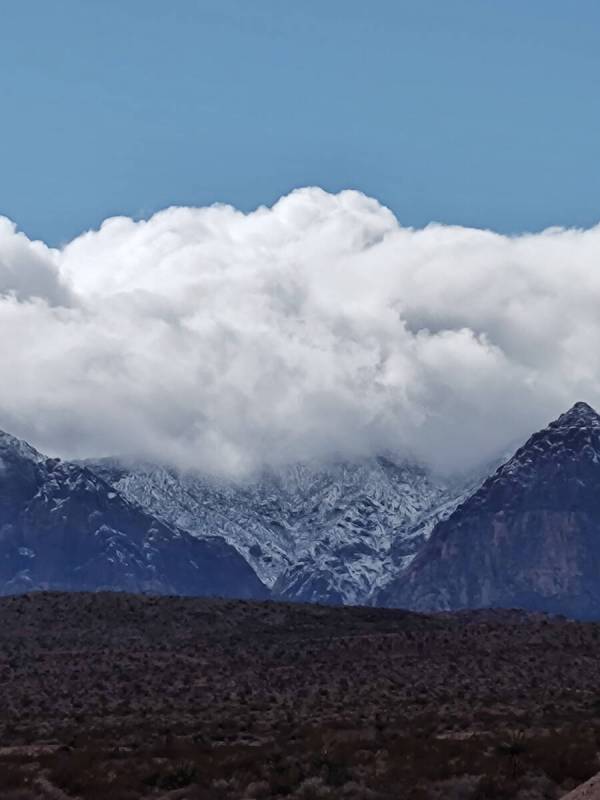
(0, 430, 268, 599)
(379, 402, 600, 619)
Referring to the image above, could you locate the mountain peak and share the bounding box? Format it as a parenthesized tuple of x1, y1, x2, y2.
(478, 400, 600, 498)
(380, 397, 600, 618)
(0, 429, 47, 465)
(553, 401, 600, 429)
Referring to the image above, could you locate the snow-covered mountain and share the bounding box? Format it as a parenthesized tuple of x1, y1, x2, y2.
(87, 455, 489, 605)
(7, 402, 600, 615)
(0, 430, 267, 599)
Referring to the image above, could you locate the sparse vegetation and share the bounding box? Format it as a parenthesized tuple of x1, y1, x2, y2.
(0, 593, 598, 798)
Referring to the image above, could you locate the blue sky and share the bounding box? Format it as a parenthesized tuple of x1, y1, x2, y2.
(1, 0, 599, 245)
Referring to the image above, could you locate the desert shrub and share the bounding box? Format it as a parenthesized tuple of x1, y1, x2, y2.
(244, 779, 270, 798)
(49, 750, 99, 795)
(0, 764, 28, 792)
(294, 776, 332, 798)
(472, 774, 519, 800)
(144, 759, 199, 790)
(528, 729, 598, 784)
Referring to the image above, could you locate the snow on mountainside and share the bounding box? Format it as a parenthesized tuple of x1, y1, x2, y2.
(0, 430, 267, 599)
(86, 455, 490, 605)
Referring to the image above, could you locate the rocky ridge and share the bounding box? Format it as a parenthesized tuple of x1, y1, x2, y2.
(379, 402, 600, 618)
(0, 430, 267, 599)
(87, 455, 487, 605)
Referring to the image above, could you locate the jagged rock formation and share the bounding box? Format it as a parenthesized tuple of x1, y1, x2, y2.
(0, 431, 267, 599)
(87, 457, 480, 605)
(379, 402, 600, 618)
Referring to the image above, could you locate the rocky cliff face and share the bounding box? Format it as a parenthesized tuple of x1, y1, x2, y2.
(379, 403, 600, 618)
(0, 431, 267, 599)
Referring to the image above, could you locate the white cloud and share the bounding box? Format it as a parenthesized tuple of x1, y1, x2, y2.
(0, 187, 599, 476)
(0, 218, 70, 306)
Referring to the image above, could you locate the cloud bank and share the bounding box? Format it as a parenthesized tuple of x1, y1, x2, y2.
(0, 188, 599, 477)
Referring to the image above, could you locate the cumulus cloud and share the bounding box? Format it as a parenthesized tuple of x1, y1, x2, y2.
(0, 218, 71, 306)
(0, 187, 599, 477)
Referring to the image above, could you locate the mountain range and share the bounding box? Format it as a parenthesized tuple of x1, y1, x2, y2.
(2, 401, 600, 617)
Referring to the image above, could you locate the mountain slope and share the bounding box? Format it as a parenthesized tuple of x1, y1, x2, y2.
(0, 431, 267, 599)
(379, 402, 600, 618)
(88, 456, 482, 605)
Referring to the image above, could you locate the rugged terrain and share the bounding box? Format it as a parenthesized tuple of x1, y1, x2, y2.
(381, 402, 600, 617)
(0, 592, 599, 799)
(0, 431, 266, 599)
(88, 457, 482, 605)
(4, 401, 600, 618)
